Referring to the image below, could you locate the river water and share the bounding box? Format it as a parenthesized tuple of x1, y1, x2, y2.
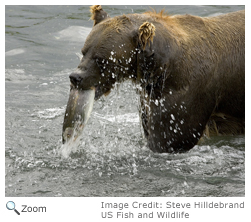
(5, 5, 245, 197)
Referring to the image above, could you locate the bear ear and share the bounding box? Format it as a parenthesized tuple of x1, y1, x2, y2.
(90, 5, 109, 26)
(138, 22, 156, 50)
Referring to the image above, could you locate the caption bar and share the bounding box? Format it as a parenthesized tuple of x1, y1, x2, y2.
(100, 200, 244, 219)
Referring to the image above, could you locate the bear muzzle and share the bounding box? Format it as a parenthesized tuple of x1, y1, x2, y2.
(69, 73, 83, 89)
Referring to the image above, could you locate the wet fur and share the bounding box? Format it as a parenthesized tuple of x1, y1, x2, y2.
(72, 6, 245, 152)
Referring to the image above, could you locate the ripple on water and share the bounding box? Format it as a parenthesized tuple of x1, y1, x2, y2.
(6, 48, 25, 56)
(54, 26, 91, 42)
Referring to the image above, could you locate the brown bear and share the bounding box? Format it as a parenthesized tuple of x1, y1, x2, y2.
(62, 5, 245, 153)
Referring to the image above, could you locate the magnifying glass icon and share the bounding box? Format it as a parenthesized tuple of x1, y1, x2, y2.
(6, 201, 20, 215)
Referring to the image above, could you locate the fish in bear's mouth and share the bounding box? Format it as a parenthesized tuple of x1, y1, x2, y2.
(62, 87, 95, 144)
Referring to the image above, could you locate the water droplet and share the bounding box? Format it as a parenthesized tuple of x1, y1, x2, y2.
(171, 114, 175, 120)
(163, 132, 166, 138)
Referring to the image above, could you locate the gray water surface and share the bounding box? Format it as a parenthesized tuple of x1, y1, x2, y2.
(5, 5, 245, 197)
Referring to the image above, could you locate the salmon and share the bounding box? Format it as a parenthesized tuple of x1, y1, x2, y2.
(62, 88, 95, 144)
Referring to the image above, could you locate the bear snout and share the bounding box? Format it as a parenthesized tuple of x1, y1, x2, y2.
(69, 73, 83, 88)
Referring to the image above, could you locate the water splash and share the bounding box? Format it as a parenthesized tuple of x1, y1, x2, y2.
(33, 107, 65, 119)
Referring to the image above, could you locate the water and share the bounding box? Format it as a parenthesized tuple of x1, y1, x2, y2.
(5, 5, 245, 197)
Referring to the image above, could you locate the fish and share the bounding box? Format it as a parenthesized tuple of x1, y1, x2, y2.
(62, 87, 95, 144)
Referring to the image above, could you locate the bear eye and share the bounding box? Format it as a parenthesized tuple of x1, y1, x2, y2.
(81, 49, 87, 56)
